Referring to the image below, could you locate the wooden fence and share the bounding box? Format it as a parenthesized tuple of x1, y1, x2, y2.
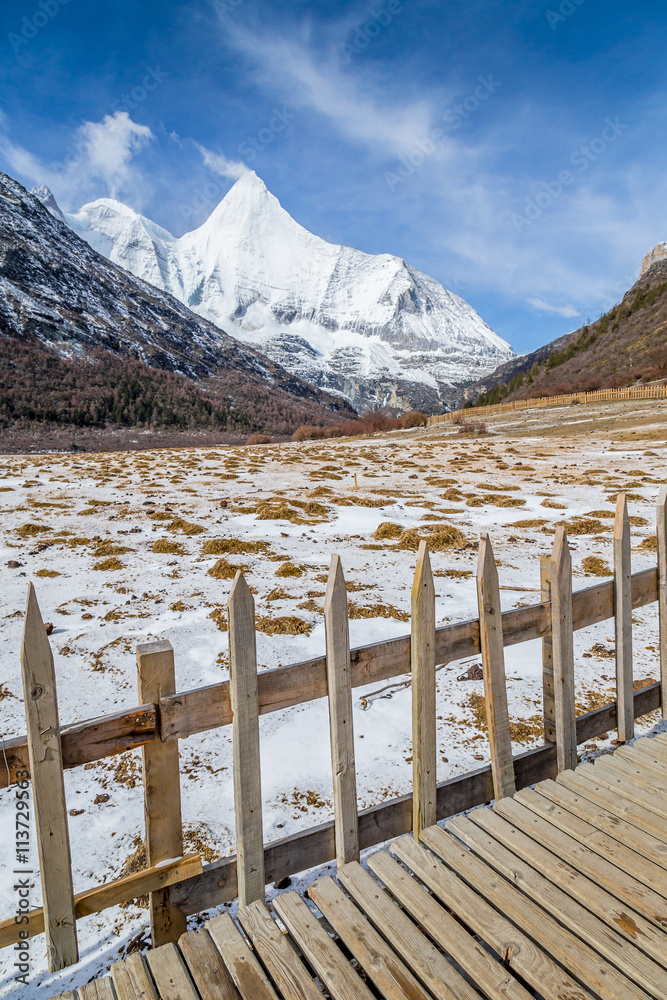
(1, 490, 666, 972)
(428, 382, 667, 424)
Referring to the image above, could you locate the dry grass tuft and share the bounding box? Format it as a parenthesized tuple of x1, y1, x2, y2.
(208, 608, 228, 631)
(563, 517, 606, 535)
(641, 535, 657, 552)
(202, 538, 269, 555)
(275, 561, 304, 578)
(466, 494, 525, 508)
(541, 498, 567, 509)
(373, 521, 403, 540)
(35, 569, 61, 577)
(512, 518, 548, 529)
(581, 556, 611, 577)
(207, 558, 245, 580)
(397, 524, 468, 551)
(265, 587, 291, 602)
(93, 557, 124, 571)
(348, 603, 409, 622)
(93, 541, 133, 557)
(17, 522, 52, 538)
(168, 517, 205, 535)
(256, 615, 313, 636)
(151, 539, 185, 555)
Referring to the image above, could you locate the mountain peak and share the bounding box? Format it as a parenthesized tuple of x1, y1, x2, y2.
(31, 184, 66, 224)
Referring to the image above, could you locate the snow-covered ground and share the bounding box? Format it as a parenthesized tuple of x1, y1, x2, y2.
(0, 399, 665, 997)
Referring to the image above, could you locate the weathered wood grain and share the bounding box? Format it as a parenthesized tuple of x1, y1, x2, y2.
(658, 486, 667, 722)
(137, 639, 186, 946)
(550, 527, 576, 772)
(614, 494, 634, 741)
(21, 583, 78, 972)
(228, 572, 265, 906)
(411, 541, 436, 840)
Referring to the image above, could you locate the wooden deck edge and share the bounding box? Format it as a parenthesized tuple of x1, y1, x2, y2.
(170, 682, 660, 916)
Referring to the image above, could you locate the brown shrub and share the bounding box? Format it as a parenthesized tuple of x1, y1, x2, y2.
(207, 558, 244, 580)
(581, 556, 611, 576)
(256, 615, 312, 636)
(275, 561, 304, 578)
(399, 411, 428, 428)
(564, 518, 606, 535)
(168, 517, 205, 535)
(93, 557, 124, 571)
(202, 538, 269, 555)
(246, 433, 271, 445)
(397, 524, 467, 551)
(17, 522, 52, 538)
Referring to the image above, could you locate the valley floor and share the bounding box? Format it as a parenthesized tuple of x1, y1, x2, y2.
(0, 396, 665, 996)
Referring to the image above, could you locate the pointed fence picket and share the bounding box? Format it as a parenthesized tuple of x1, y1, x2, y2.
(4, 494, 666, 971)
(411, 541, 436, 841)
(614, 493, 634, 741)
(476, 534, 516, 799)
(324, 555, 359, 868)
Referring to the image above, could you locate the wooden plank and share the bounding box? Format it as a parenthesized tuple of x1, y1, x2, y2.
(540, 555, 555, 743)
(390, 835, 589, 1000)
(422, 823, 650, 1000)
(451, 812, 667, 998)
(170, 684, 661, 917)
(616, 742, 667, 776)
(557, 766, 667, 844)
(659, 486, 667, 721)
(78, 981, 116, 1000)
(159, 569, 659, 743)
(476, 534, 515, 798)
(494, 796, 667, 928)
(145, 942, 200, 1000)
(583, 757, 667, 822)
(0, 854, 202, 949)
(595, 752, 667, 797)
(535, 778, 667, 869)
(367, 851, 531, 1000)
(21, 582, 78, 972)
(323, 556, 359, 867)
(468, 804, 667, 969)
(550, 526, 577, 771)
(308, 875, 432, 1000)
(207, 913, 279, 1000)
(515, 785, 667, 895)
(411, 541, 436, 840)
(110, 951, 159, 999)
(614, 494, 634, 741)
(179, 928, 240, 1000)
(228, 572, 265, 907)
(48, 993, 78, 1000)
(237, 899, 324, 1000)
(136, 639, 186, 947)
(273, 890, 374, 1000)
(338, 860, 487, 1000)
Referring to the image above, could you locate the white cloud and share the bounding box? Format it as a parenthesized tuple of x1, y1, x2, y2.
(0, 110, 154, 207)
(195, 142, 248, 180)
(527, 298, 580, 318)
(224, 28, 435, 159)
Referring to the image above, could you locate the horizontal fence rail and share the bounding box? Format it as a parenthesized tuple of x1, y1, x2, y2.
(428, 382, 667, 424)
(0, 568, 658, 787)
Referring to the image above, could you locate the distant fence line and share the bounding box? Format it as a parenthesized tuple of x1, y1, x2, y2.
(428, 383, 667, 425)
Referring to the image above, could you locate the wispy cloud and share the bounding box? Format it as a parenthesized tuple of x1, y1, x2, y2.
(0, 110, 154, 207)
(527, 298, 580, 318)
(195, 142, 248, 180)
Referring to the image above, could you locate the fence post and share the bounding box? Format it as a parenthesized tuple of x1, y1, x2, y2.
(136, 639, 186, 946)
(228, 571, 265, 907)
(21, 583, 78, 972)
(658, 487, 667, 721)
(614, 494, 634, 741)
(476, 535, 516, 799)
(411, 541, 436, 841)
(324, 555, 359, 867)
(540, 555, 556, 744)
(550, 527, 577, 772)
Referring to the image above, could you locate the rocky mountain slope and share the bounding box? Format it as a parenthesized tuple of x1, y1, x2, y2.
(0, 172, 355, 436)
(35, 172, 513, 412)
(462, 251, 667, 407)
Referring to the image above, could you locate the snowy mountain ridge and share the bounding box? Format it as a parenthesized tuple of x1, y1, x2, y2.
(35, 172, 514, 412)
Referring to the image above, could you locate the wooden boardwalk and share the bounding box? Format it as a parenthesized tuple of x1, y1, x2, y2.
(52, 733, 667, 1000)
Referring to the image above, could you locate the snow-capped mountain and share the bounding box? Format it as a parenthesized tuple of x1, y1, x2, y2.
(0, 171, 354, 433)
(35, 173, 513, 412)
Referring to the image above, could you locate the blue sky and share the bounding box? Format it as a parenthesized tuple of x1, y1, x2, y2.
(1, 0, 666, 354)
